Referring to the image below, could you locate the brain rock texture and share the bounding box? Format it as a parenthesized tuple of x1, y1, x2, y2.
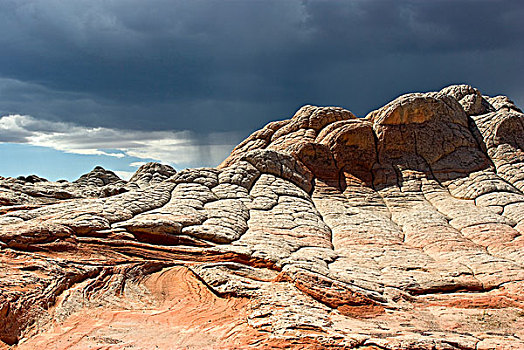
(1, 85, 523, 349)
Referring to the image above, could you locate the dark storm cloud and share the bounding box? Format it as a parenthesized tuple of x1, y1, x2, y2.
(0, 0, 522, 137)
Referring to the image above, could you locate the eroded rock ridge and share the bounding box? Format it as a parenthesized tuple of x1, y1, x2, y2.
(1, 85, 523, 349)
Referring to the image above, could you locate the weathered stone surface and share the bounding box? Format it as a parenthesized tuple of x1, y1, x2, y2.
(129, 162, 177, 188)
(1, 84, 523, 349)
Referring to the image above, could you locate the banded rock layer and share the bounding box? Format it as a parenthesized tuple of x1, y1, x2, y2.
(1, 85, 523, 349)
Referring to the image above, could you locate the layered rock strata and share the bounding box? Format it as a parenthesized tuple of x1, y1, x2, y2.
(0, 85, 523, 349)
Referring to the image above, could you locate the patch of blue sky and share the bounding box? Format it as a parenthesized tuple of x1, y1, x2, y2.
(0, 143, 159, 181)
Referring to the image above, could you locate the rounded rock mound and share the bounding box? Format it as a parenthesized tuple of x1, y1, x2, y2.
(1, 84, 523, 350)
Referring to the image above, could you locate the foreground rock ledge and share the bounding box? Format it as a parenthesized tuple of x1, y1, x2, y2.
(1, 85, 523, 349)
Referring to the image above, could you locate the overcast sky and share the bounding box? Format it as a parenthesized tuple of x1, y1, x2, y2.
(0, 0, 523, 180)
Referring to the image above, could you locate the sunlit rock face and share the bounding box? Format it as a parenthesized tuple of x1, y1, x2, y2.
(1, 84, 523, 350)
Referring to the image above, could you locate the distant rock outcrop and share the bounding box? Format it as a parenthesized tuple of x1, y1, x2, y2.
(0, 85, 523, 349)
(129, 162, 177, 188)
(16, 175, 48, 184)
(74, 165, 123, 187)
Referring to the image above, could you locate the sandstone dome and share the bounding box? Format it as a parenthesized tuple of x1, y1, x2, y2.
(1, 85, 523, 349)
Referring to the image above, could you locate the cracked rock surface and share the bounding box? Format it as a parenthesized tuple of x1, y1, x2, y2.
(1, 84, 523, 349)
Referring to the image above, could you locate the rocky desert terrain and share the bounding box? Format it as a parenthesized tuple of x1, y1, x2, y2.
(1, 84, 523, 349)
